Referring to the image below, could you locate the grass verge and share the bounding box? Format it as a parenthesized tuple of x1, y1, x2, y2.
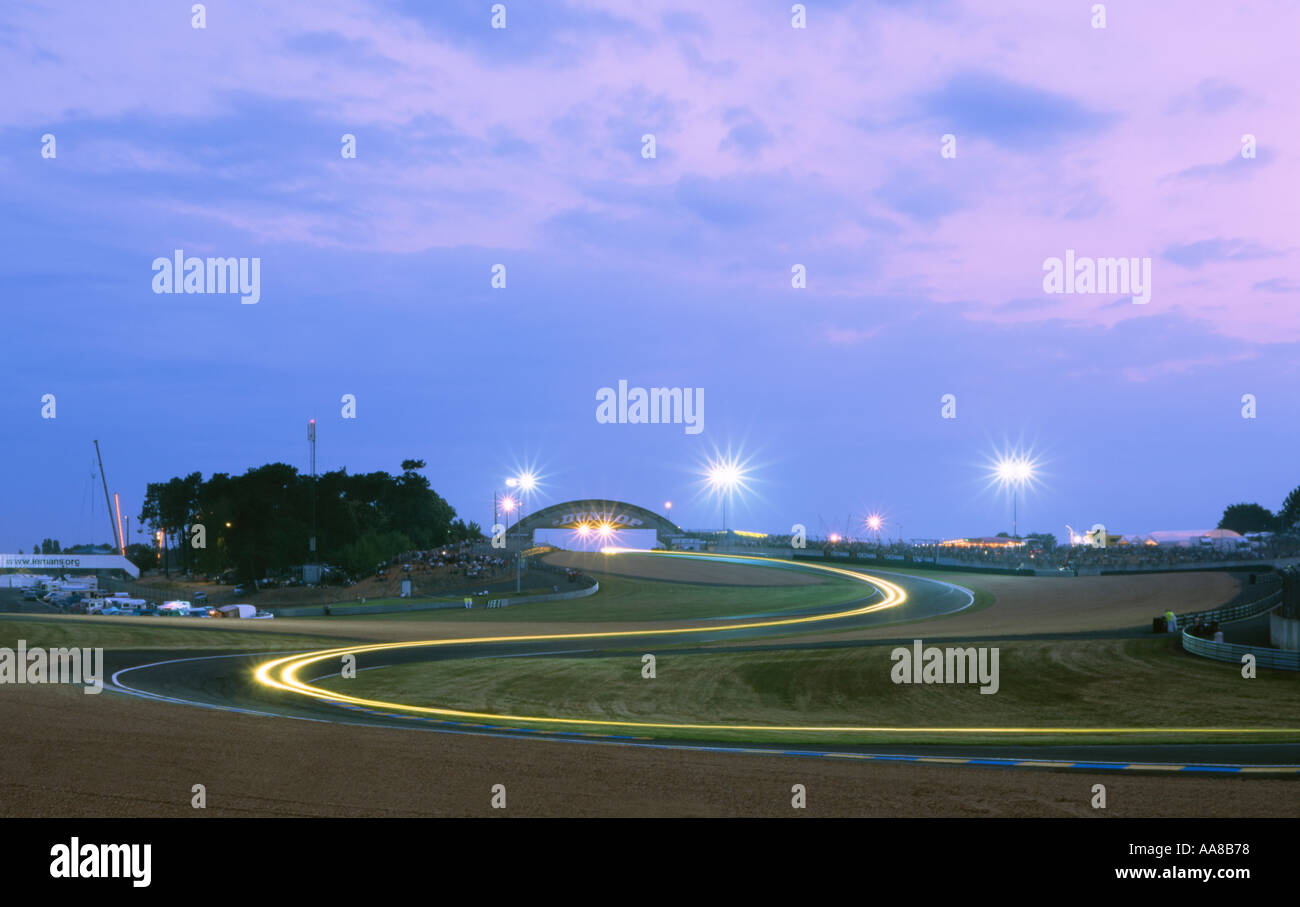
(0, 615, 354, 651)
(314, 636, 1300, 746)
(304, 570, 871, 623)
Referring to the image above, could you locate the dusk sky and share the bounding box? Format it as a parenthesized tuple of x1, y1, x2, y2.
(3, 1, 1297, 552)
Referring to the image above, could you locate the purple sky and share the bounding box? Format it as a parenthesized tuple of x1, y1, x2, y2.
(2, 1, 1297, 550)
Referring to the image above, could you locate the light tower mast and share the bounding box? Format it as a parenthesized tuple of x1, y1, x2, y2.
(308, 419, 317, 577)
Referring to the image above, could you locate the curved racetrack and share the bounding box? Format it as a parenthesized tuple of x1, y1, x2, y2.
(107, 552, 1300, 775)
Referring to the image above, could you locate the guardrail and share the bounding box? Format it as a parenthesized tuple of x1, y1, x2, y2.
(1181, 631, 1300, 670)
(1178, 588, 1282, 627)
(1176, 588, 1297, 671)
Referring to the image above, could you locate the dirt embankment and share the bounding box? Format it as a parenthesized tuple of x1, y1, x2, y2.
(27, 566, 1243, 646)
(736, 570, 1237, 649)
(546, 554, 1240, 639)
(1, 685, 1293, 818)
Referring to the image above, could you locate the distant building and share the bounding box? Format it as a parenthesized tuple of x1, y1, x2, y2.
(1085, 526, 1120, 548)
(939, 536, 1025, 548)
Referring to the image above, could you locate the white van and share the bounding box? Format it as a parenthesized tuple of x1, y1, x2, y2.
(216, 603, 274, 619)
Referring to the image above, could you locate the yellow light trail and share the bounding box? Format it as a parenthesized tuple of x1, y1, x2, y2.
(254, 551, 1295, 738)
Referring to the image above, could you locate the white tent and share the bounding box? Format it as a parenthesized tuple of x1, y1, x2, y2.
(1145, 529, 1245, 548)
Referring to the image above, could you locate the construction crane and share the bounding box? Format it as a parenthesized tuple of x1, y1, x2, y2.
(93, 440, 122, 554)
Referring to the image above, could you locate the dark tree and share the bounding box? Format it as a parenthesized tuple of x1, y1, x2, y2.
(1026, 532, 1057, 551)
(139, 460, 463, 583)
(1280, 486, 1300, 533)
(125, 542, 157, 574)
(1218, 502, 1275, 535)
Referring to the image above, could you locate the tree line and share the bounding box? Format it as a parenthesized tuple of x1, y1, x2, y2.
(1218, 485, 1300, 535)
(135, 459, 481, 583)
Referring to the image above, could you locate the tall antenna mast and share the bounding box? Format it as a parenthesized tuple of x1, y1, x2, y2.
(93, 440, 121, 552)
(308, 419, 317, 568)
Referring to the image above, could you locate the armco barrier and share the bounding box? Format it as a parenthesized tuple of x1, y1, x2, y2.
(269, 580, 598, 618)
(1176, 588, 1282, 628)
(1175, 588, 1297, 670)
(1181, 630, 1300, 670)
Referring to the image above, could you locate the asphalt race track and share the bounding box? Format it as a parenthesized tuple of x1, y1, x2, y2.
(106, 552, 1300, 775)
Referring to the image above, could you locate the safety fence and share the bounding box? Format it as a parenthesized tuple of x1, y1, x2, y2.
(1181, 631, 1299, 671)
(1180, 586, 1283, 627)
(1174, 587, 1297, 671)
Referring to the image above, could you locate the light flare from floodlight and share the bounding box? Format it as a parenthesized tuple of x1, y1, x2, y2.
(502, 459, 547, 504)
(984, 444, 1045, 539)
(570, 519, 624, 552)
(692, 444, 760, 533)
(986, 447, 1043, 494)
(700, 451, 753, 499)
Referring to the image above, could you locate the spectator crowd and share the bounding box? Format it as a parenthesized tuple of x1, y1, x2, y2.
(379, 542, 510, 589)
(807, 535, 1300, 573)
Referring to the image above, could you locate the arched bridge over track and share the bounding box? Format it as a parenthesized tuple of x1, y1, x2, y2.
(507, 499, 682, 544)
